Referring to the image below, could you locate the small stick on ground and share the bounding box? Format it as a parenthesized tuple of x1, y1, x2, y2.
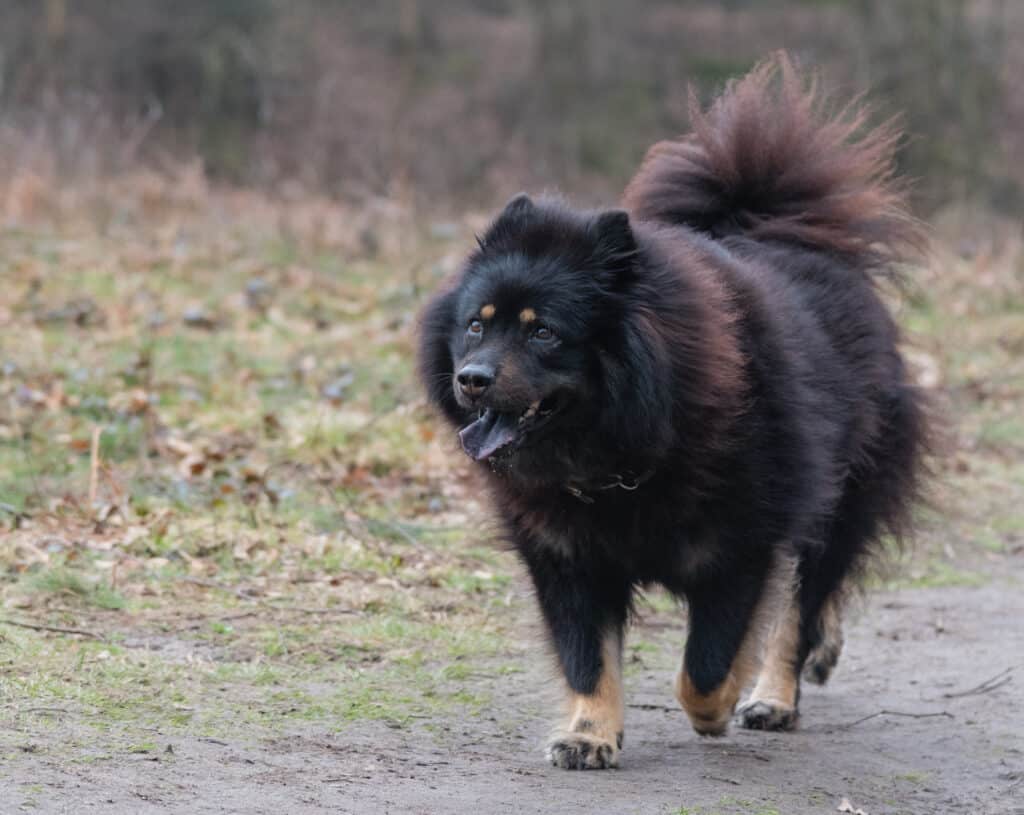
(941, 667, 1014, 699)
(175, 581, 363, 622)
(701, 774, 742, 786)
(275, 606, 363, 616)
(179, 577, 264, 602)
(172, 611, 261, 632)
(838, 709, 954, 729)
(88, 425, 103, 506)
(0, 618, 106, 641)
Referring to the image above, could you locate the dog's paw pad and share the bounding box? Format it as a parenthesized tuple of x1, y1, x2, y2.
(545, 733, 619, 770)
(736, 700, 798, 731)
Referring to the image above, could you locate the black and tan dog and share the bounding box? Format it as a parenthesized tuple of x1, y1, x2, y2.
(418, 54, 928, 769)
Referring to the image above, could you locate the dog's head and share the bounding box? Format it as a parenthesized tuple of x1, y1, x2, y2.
(419, 194, 672, 484)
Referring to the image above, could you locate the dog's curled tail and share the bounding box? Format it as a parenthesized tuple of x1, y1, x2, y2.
(623, 52, 925, 266)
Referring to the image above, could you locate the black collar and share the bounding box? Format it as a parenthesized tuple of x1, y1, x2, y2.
(563, 469, 656, 504)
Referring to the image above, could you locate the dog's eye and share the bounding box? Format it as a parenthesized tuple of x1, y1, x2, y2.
(468, 319, 483, 335)
(532, 325, 555, 341)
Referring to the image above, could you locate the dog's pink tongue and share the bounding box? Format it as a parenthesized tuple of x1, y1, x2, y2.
(459, 410, 518, 461)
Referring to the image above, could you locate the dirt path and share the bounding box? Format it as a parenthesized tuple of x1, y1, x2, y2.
(4, 563, 1021, 815)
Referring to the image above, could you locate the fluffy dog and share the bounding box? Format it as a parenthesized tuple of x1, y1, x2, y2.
(417, 54, 928, 769)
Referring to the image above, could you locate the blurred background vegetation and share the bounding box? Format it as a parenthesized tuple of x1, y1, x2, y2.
(1, 0, 1020, 213)
(1, 5, 1022, 800)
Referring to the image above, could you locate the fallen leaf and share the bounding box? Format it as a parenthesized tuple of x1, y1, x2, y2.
(68, 437, 92, 453)
(180, 454, 207, 478)
(164, 437, 195, 458)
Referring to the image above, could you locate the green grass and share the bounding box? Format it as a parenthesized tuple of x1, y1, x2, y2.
(894, 770, 931, 784)
(0, 602, 511, 744)
(27, 567, 127, 610)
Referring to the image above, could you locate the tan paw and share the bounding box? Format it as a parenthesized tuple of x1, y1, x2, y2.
(674, 669, 738, 736)
(736, 699, 798, 731)
(545, 730, 622, 770)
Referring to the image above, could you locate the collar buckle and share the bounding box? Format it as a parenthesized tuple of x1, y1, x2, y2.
(564, 484, 595, 504)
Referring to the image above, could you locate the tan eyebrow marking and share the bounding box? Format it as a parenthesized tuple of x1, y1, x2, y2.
(480, 304, 496, 319)
(519, 307, 536, 323)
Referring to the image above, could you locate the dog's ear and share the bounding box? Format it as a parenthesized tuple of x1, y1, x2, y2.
(417, 287, 463, 425)
(593, 209, 638, 282)
(501, 193, 535, 220)
(479, 193, 535, 251)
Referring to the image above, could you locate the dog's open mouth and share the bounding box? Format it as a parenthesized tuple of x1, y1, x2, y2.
(458, 395, 563, 461)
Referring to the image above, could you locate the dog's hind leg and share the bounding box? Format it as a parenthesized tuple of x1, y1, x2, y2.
(794, 384, 922, 689)
(802, 591, 844, 685)
(736, 555, 848, 729)
(740, 473, 880, 731)
(735, 579, 802, 731)
(736, 551, 853, 732)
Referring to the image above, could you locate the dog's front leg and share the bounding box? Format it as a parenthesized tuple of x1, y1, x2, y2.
(676, 563, 775, 736)
(520, 544, 632, 769)
(546, 628, 625, 770)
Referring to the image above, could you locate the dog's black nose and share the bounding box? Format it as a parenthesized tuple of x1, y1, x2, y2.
(456, 364, 494, 399)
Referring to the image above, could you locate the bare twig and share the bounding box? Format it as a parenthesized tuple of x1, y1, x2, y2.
(174, 582, 363, 622)
(627, 703, 677, 712)
(701, 774, 741, 786)
(276, 606, 363, 616)
(179, 577, 261, 602)
(0, 618, 106, 641)
(941, 667, 1014, 699)
(88, 425, 103, 505)
(837, 709, 954, 729)
(172, 611, 261, 632)
(171, 605, 362, 634)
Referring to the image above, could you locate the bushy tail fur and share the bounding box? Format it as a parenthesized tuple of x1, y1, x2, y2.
(623, 52, 925, 267)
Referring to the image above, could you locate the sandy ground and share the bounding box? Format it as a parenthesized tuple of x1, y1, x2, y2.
(3, 558, 1022, 815)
